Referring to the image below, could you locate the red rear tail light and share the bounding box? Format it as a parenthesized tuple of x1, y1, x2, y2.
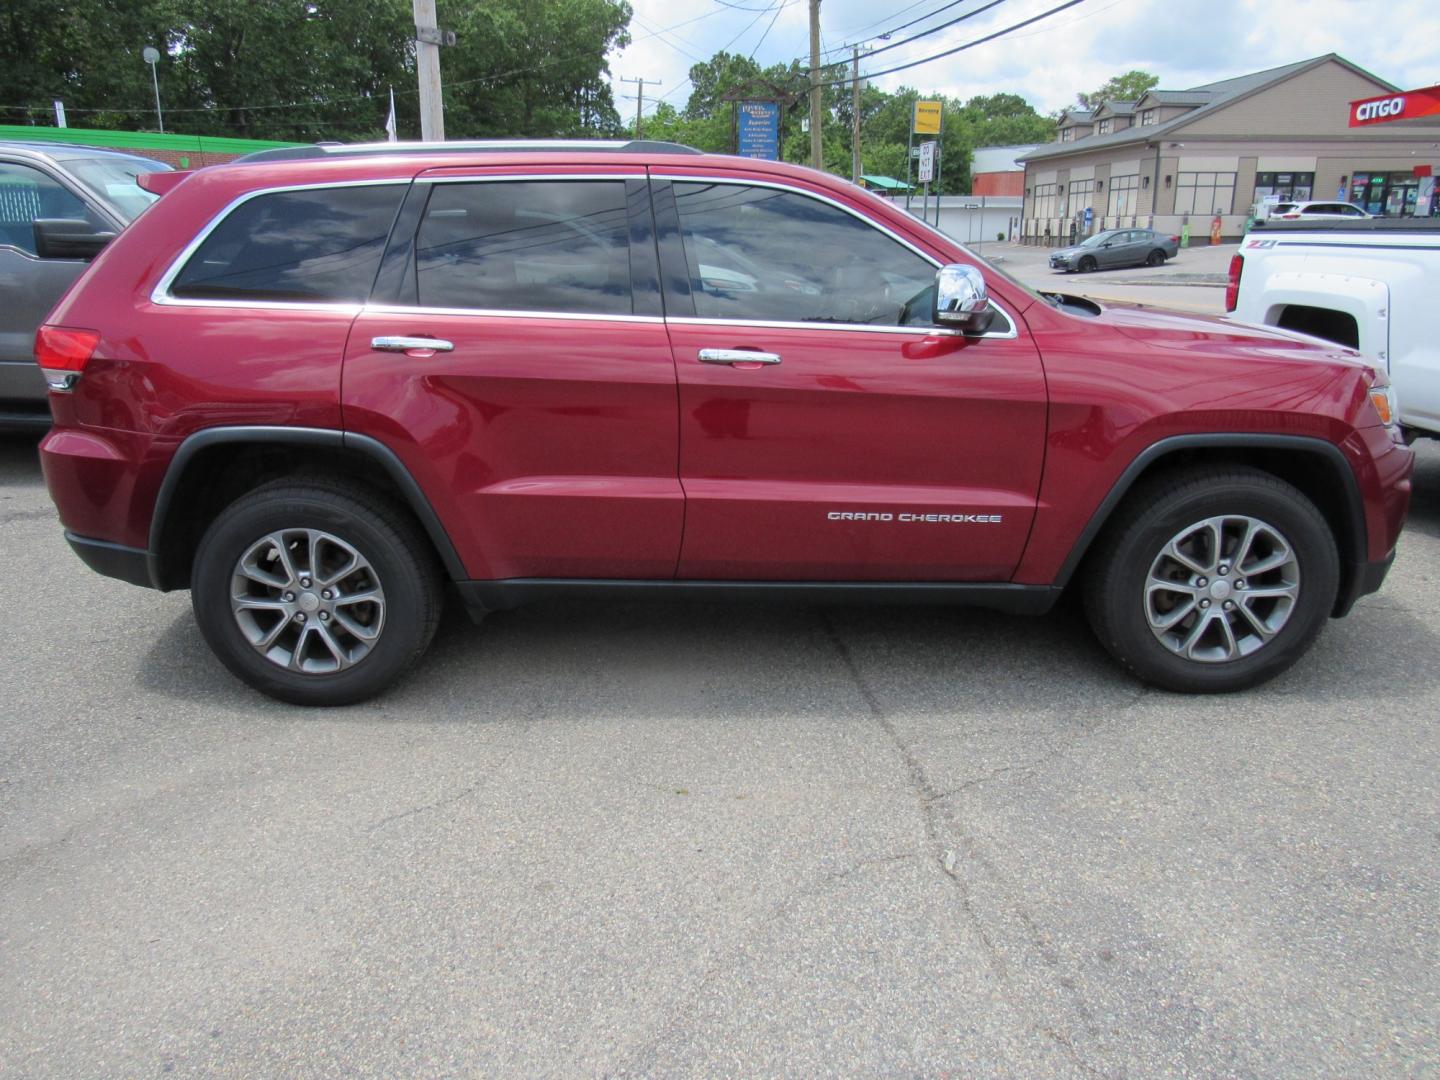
(1225, 254, 1243, 312)
(1169, 235, 1180, 243)
(35, 325, 100, 391)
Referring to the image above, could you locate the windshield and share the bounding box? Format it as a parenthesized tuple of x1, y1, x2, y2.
(65, 157, 169, 222)
(1079, 231, 1115, 248)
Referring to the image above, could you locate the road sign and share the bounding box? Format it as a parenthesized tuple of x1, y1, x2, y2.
(1083, 206, 1093, 225)
(917, 141, 937, 183)
(736, 100, 781, 160)
(913, 100, 942, 135)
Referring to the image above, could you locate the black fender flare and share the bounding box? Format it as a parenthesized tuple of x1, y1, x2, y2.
(1052, 433, 1367, 612)
(147, 426, 468, 586)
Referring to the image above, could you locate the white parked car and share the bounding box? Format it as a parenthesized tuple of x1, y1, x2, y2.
(1261, 200, 1372, 222)
(1228, 217, 1439, 439)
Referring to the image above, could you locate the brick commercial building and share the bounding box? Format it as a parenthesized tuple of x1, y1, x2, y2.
(1017, 54, 1440, 245)
(969, 145, 1040, 197)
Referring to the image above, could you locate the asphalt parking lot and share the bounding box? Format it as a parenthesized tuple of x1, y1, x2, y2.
(984, 239, 1236, 315)
(2, 431, 1437, 1078)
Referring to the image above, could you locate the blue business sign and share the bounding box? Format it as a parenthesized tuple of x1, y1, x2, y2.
(736, 101, 781, 160)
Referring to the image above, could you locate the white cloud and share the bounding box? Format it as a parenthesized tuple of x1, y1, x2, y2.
(608, 0, 1440, 119)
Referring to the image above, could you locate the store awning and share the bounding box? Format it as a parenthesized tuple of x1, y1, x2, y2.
(860, 174, 912, 191)
(1349, 84, 1440, 127)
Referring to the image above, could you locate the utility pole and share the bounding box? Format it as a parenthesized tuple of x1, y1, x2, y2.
(850, 44, 861, 183)
(808, 0, 822, 170)
(621, 76, 659, 138)
(413, 0, 445, 141)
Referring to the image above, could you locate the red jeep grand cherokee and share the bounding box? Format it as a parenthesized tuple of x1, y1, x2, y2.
(36, 140, 1412, 704)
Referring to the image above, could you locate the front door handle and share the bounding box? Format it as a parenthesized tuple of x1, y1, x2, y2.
(372, 335, 455, 355)
(698, 348, 781, 366)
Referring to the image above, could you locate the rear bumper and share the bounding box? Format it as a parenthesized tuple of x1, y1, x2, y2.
(65, 532, 157, 589)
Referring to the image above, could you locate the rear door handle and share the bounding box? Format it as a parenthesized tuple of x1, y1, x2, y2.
(697, 348, 781, 366)
(371, 336, 454, 354)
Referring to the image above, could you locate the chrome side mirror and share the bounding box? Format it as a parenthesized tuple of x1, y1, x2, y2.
(932, 263, 992, 333)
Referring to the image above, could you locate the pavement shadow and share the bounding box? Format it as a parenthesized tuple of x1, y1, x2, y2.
(0, 433, 44, 487)
(133, 578, 1437, 720)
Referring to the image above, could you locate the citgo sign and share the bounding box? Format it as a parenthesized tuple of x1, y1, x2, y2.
(1350, 84, 1440, 126)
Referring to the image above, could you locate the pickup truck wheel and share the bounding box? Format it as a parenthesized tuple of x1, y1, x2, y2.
(1083, 468, 1339, 693)
(1077, 256, 1097, 273)
(1145, 249, 1166, 267)
(191, 481, 442, 706)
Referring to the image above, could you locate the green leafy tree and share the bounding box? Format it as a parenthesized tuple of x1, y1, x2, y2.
(0, 0, 630, 140)
(1076, 70, 1159, 110)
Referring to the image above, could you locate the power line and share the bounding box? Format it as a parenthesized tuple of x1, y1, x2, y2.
(651, 0, 797, 110)
(798, 0, 1011, 66)
(828, 0, 935, 38)
(748, 0, 788, 59)
(864, 0, 998, 45)
(824, 0, 1090, 88)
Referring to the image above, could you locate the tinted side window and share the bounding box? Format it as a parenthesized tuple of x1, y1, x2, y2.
(672, 181, 936, 326)
(0, 162, 93, 255)
(171, 184, 404, 302)
(415, 180, 632, 315)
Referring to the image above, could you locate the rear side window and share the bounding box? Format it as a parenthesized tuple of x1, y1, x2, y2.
(170, 184, 404, 302)
(0, 161, 94, 255)
(414, 180, 633, 315)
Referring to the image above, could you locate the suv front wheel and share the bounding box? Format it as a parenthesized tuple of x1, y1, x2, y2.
(1084, 467, 1339, 693)
(191, 480, 442, 705)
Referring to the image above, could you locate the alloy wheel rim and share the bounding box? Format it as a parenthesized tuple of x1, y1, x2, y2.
(229, 528, 386, 674)
(1144, 514, 1300, 663)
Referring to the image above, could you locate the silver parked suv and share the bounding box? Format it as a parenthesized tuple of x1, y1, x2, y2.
(0, 142, 169, 430)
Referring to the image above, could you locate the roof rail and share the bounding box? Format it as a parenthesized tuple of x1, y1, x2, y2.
(234, 139, 705, 163)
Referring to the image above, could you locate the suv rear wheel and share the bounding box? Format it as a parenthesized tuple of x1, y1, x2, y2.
(1084, 468, 1339, 693)
(191, 480, 442, 705)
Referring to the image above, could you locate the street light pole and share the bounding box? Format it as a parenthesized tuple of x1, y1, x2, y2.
(808, 0, 822, 170)
(142, 47, 163, 133)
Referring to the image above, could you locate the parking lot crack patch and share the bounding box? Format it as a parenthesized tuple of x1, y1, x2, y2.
(819, 612, 1111, 1080)
(615, 849, 920, 1074)
(365, 750, 516, 834)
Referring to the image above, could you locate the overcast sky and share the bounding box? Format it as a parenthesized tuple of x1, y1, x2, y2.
(605, 0, 1438, 121)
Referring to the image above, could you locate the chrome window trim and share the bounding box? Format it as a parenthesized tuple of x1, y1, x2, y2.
(150, 178, 411, 309)
(148, 171, 1019, 339)
(412, 172, 643, 184)
(666, 312, 1017, 340)
(655, 172, 1018, 340)
(363, 303, 663, 325)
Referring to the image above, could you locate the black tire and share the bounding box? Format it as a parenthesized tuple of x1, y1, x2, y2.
(1145, 249, 1166, 267)
(191, 479, 443, 706)
(1077, 255, 1097, 273)
(1083, 467, 1339, 693)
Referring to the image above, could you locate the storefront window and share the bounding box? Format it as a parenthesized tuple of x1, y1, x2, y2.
(1253, 171, 1314, 205)
(1107, 174, 1139, 216)
(1068, 179, 1095, 227)
(1349, 171, 1435, 216)
(1176, 171, 1236, 215)
(1031, 183, 1059, 219)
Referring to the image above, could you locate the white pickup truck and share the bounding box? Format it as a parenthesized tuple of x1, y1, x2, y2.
(1228, 219, 1440, 440)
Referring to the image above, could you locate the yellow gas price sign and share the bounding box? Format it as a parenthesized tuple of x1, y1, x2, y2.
(913, 100, 943, 134)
